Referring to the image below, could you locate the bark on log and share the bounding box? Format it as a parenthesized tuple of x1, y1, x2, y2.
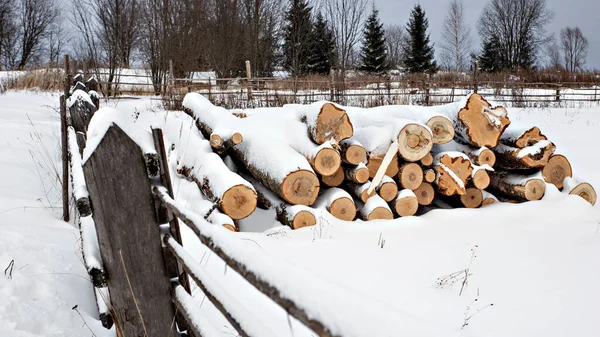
(376, 176, 399, 203)
(398, 163, 424, 190)
(359, 195, 393, 221)
(414, 182, 435, 206)
(344, 163, 369, 184)
(489, 172, 546, 201)
(366, 152, 400, 178)
(391, 189, 419, 217)
(304, 102, 354, 144)
(500, 126, 547, 148)
(314, 188, 357, 221)
(321, 167, 345, 187)
(493, 141, 556, 170)
(348, 181, 376, 203)
(564, 178, 597, 206)
(433, 153, 473, 196)
(542, 154, 572, 190)
(339, 139, 367, 165)
(423, 169, 436, 183)
(454, 93, 511, 147)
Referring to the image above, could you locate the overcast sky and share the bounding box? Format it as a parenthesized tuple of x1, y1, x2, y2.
(373, 0, 599, 69)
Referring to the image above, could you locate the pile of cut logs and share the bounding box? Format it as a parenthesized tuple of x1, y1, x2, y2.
(180, 93, 596, 230)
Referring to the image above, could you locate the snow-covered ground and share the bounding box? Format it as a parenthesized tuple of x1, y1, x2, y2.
(1, 91, 599, 336)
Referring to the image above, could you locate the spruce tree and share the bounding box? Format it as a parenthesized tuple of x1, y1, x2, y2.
(403, 5, 437, 73)
(479, 34, 504, 72)
(307, 12, 336, 75)
(283, 0, 313, 77)
(359, 7, 388, 74)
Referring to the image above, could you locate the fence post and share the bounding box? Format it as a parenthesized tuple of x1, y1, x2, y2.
(425, 81, 430, 106)
(61, 54, 72, 222)
(245, 60, 253, 101)
(83, 125, 177, 336)
(472, 61, 479, 94)
(329, 68, 335, 101)
(556, 71, 561, 102)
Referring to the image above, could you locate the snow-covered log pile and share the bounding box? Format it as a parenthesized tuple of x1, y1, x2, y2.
(181, 92, 596, 229)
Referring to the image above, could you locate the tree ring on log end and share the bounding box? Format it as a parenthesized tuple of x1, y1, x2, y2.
(231, 132, 244, 145)
(481, 198, 496, 206)
(313, 147, 342, 176)
(221, 185, 258, 220)
(542, 154, 572, 190)
(344, 144, 367, 165)
(329, 197, 357, 221)
(378, 181, 399, 202)
(460, 188, 483, 208)
(524, 179, 546, 201)
(322, 167, 344, 187)
(426, 116, 454, 144)
(313, 103, 354, 144)
(397, 124, 433, 162)
(281, 170, 320, 205)
(367, 207, 394, 221)
(472, 170, 490, 190)
(222, 224, 238, 232)
(458, 93, 511, 147)
(393, 196, 419, 216)
(210, 134, 223, 147)
(292, 210, 317, 229)
(354, 167, 369, 184)
(478, 148, 496, 167)
(399, 163, 423, 190)
(424, 169, 436, 183)
(570, 182, 597, 206)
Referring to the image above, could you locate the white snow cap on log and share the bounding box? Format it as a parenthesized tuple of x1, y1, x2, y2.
(80, 215, 103, 272)
(516, 140, 552, 159)
(362, 194, 391, 217)
(314, 188, 353, 209)
(67, 89, 94, 108)
(357, 104, 452, 126)
(67, 126, 89, 200)
(396, 188, 417, 200)
(174, 286, 222, 337)
(83, 107, 156, 163)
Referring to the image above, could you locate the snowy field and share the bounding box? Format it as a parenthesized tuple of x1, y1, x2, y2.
(1, 90, 599, 336)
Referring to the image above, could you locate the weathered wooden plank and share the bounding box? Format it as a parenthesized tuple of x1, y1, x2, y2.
(83, 125, 176, 337)
(60, 95, 69, 222)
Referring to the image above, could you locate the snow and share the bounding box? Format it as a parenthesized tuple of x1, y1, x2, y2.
(174, 285, 222, 337)
(2, 91, 600, 337)
(516, 139, 552, 159)
(361, 194, 391, 217)
(67, 89, 94, 109)
(80, 216, 103, 273)
(67, 127, 89, 200)
(314, 188, 353, 210)
(396, 188, 417, 200)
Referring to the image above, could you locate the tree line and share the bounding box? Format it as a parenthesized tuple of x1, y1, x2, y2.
(0, 0, 593, 82)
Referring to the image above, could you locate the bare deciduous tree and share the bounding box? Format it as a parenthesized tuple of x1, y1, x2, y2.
(384, 24, 406, 70)
(439, 0, 471, 72)
(544, 36, 562, 71)
(560, 27, 588, 73)
(17, 0, 59, 70)
(478, 0, 553, 70)
(241, 0, 283, 77)
(322, 0, 367, 73)
(0, 0, 18, 70)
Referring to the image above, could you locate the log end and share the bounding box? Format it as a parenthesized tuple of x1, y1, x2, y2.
(210, 133, 223, 148)
(414, 182, 434, 206)
(355, 166, 370, 184)
(542, 154, 573, 190)
(399, 163, 424, 190)
(397, 123, 433, 162)
(221, 185, 258, 220)
(367, 153, 400, 178)
(378, 181, 399, 203)
(523, 179, 546, 201)
(424, 169, 436, 183)
(459, 93, 511, 147)
(569, 182, 597, 206)
(478, 148, 496, 167)
(222, 224, 238, 232)
(367, 207, 394, 221)
(281, 170, 320, 206)
(292, 210, 318, 229)
(481, 197, 497, 207)
(360, 188, 377, 203)
(426, 116, 455, 144)
(393, 195, 419, 217)
(420, 153, 434, 167)
(314, 103, 354, 144)
(344, 144, 367, 165)
(329, 197, 357, 221)
(460, 188, 483, 208)
(516, 126, 547, 148)
(313, 147, 342, 176)
(472, 170, 491, 190)
(322, 167, 345, 187)
(232, 132, 244, 145)
(519, 141, 556, 168)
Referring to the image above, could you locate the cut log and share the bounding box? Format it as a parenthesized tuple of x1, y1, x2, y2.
(433, 153, 473, 196)
(420, 153, 433, 166)
(339, 139, 367, 165)
(564, 178, 597, 206)
(481, 191, 498, 207)
(183, 94, 320, 206)
(396, 123, 434, 161)
(434, 140, 496, 167)
(459, 188, 483, 208)
(423, 169, 436, 183)
(360, 195, 394, 221)
(314, 188, 357, 221)
(209, 129, 243, 155)
(376, 176, 399, 203)
(309, 143, 342, 176)
(489, 172, 546, 201)
(500, 125, 547, 148)
(542, 154, 572, 190)
(348, 181, 377, 203)
(425, 115, 455, 144)
(470, 166, 491, 190)
(344, 163, 370, 184)
(321, 167, 345, 187)
(177, 167, 257, 220)
(493, 140, 556, 170)
(366, 152, 400, 178)
(414, 182, 435, 206)
(453, 93, 511, 147)
(304, 102, 354, 144)
(398, 163, 424, 190)
(391, 189, 419, 217)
